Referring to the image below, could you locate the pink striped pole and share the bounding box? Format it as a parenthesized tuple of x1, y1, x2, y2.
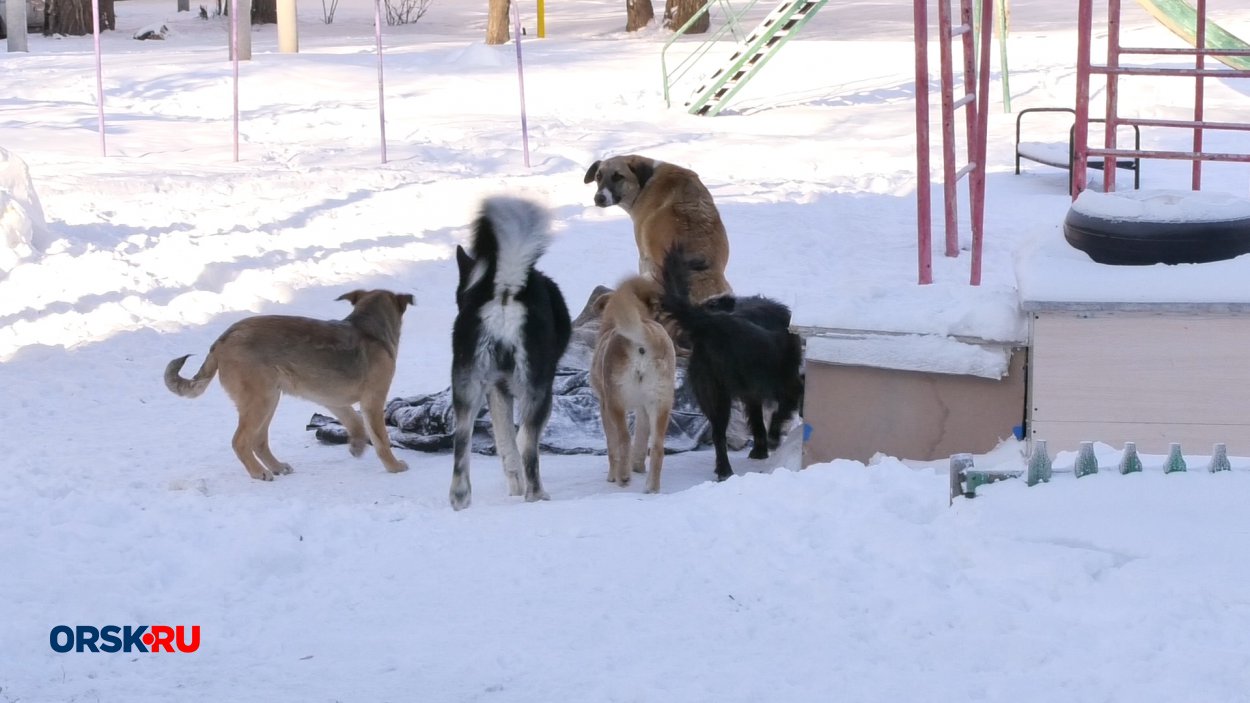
(914, 0, 932, 284)
(374, 0, 388, 164)
(512, 0, 531, 168)
(91, 0, 106, 156)
(231, 0, 239, 162)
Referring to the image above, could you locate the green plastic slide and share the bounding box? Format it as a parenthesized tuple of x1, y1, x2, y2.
(1135, 0, 1250, 71)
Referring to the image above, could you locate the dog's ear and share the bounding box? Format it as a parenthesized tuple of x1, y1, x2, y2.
(629, 160, 655, 189)
(455, 245, 475, 279)
(583, 160, 601, 184)
(336, 290, 367, 305)
(396, 293, 415, 312)
(592, 290, 613, 316)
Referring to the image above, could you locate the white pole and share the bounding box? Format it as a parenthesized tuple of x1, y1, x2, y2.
(277, 0, 298, 53)
(231, 0, 239, 161)
(511, 0, 530, 168)
(91, 0, 106, 156)
(5, 0, 28, 52)
(373, 0, 387, 164)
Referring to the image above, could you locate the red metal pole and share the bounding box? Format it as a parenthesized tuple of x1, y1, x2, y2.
(1193, 0, 1207, 190)
(1073, 0, 1093, 198)
(937, 0, 959, 257)
(970, 0, 992, 286)
(915, 0, 933, 285)
(1104, 0, 1121, 192)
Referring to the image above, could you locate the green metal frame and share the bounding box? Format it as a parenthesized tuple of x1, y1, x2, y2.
(662, 0, 829, 117)
(688, 0, 829, 116)
(662, 0, 756, 109)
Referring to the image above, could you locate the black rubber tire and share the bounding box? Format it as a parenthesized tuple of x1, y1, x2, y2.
(1064, 206, 1250, 266)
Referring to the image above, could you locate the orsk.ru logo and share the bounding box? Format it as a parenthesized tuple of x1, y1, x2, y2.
(49, 625, 201, 653)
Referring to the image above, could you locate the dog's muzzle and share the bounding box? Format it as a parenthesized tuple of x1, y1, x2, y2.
(593, 189, 616, 208)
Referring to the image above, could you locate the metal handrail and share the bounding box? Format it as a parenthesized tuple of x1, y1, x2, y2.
(661, 0, 756, 108)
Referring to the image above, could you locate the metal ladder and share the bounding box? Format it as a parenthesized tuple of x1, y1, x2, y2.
(683, 0, 829, 117)
(914, 0, 992, 285)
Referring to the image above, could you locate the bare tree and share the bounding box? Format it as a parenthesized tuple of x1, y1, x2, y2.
(486, 0, 508, 44)
(43, 0, 87, 36)
(664, 0, 708, 33)
(626, 0, 653, 32)
(385, 0, 430, 26)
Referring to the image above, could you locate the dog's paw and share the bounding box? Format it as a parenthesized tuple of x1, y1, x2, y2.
(645, 485, 660, 494)
(253, 469, 275, 481)
(273, 462, 294, 475)
(525, 488, 550, 503)
(507, 473, 525, 496)
(748, 446, 770, 460)
(631, 462, 647, 474)
(607, 474, 617, 483)
(349, 439, 367, 458)
(714, 469, 733, 482)
(617, 475, 631, 487)
(386, 460, 409, 474)
(450, 488, 472, 511)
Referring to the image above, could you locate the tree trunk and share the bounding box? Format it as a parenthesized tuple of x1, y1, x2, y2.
(99, 0, 115, 30)
(44, 0, 90, 35)
(664, 0, 708, 33)
(626, 0, 653, 32)
(486, 0, 509, 45)
(252, 0, 276, 24)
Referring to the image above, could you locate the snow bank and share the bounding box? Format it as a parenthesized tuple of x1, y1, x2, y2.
(0, 146, 51, 275)
(1072, 189, 1250, 223)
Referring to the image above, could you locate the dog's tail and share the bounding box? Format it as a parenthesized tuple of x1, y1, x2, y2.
(604, 276, 657, 347)
(659, 247, 715, 335)
(465, 196, 551, 296)
(164, 352, 218, 398)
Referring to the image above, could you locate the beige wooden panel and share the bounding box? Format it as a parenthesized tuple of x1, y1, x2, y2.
(1028, 419, 1250, 457)
(1030, 312, 1250, 427)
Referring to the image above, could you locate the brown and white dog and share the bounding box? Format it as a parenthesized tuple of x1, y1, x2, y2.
(164, 290, 414, 481)
(590, 275, 677, 493)
(584, 154, 732, 303)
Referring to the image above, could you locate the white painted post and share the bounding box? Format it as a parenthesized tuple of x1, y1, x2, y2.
(373, 0, 386, 163)
(277, 0, 298, 53)
(229, 0, 252, 61)
(511, 0, 530, 168)
(91, 0, 106, 156)
(6, 0, 28, 52)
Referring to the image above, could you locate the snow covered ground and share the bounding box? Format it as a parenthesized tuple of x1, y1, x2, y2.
(3, 0, 1250, 700)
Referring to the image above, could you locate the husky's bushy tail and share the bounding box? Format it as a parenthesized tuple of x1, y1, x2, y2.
(465, 196, 552, 296)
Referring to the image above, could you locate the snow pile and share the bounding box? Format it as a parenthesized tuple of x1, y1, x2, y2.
(0, 146, 51, 275)
(1072, 188, 1250, 223)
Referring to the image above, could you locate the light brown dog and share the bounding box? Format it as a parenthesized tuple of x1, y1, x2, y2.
(584, 154, 732, 303)
(164, 290, 414, 481)
(590, 276, 677, 493)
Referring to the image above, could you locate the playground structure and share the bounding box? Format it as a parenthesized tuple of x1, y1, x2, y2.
(1074, 0, 1250, 196)
(911, 0, 993, 286)
(662, 0, 829, 117)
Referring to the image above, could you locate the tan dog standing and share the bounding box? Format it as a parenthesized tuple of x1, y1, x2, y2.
(164, 290, 414, 481)
(584, 154, 732, 303)
(590, 276, 676, 493)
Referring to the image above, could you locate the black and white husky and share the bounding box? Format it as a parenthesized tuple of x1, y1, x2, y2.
(449, 196, 572, 510)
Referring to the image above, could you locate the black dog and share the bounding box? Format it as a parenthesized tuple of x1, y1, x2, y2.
(660, 248, 803, 482)
(449, 196, 572, 510)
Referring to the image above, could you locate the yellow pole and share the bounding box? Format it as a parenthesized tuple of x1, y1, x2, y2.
(537, 0, 545, 37)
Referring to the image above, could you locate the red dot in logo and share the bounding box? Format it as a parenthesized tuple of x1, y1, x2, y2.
(142, 633, 155, 646)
